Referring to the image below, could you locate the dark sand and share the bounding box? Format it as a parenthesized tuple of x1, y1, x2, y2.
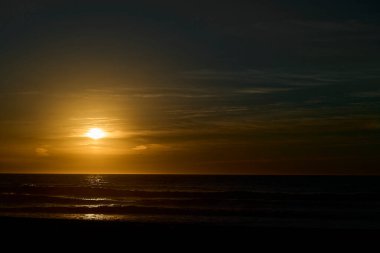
(2, 216, 378, 243)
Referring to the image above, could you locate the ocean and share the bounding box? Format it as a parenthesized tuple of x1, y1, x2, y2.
(1, 174, 380, 229)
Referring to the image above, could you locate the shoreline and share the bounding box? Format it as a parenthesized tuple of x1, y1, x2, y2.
(2, 216, 378, 248)
(2, 216, 379, 234)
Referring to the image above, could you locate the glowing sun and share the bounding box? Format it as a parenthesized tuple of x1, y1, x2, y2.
(85, 128, 106, 140)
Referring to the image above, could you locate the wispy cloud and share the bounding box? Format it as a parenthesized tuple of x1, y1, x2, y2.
(35, 147, 49, 157)
(237, 87, 292, 94)
(352, 90, 380, 98)
(132, 145, 147, 151)
(215, 18, 380, 42)
(181, 69, 347, 86)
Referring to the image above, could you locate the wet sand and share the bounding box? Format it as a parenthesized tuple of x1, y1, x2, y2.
(2, 216, 378, 242)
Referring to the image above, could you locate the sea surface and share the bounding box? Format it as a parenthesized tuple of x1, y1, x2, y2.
(1, 174, 380, 229)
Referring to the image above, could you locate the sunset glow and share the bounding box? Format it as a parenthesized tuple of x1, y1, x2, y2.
(0, 1, 378, 175)
(85, 128, 106, 140)
(1, 1, 379, 238)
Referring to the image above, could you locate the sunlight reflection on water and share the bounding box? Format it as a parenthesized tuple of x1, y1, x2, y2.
(81, 198, 111, 201)
(85, 175, 107, 186)
(82, 214, 107, 220)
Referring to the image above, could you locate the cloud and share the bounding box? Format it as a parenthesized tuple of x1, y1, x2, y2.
(131, 144, 172, 152)
(35, 147, 49, 157)
(132, 145, 147, 151)
(131, 93, 216, 99)
(210, 15, 380, 47)
(352, 90, 380, 98)
(181, 69, 346, 86)
(238, 87, 292, 94)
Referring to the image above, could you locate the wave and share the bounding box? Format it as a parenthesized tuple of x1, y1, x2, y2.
(2, 185, 380, 201)
(2, 191, 380, 216)
(2, 193, 380, 210)
(0, 194, 120, 205)
(1, 205, 380, 221)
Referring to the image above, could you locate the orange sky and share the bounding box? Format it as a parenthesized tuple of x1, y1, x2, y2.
(1, 1, 380, 174)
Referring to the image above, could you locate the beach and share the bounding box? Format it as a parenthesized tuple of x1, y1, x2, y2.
(2, 216, 379, 247)
(1, 174, 380, 243)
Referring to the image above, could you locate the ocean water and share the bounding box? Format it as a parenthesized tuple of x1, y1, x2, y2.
(1, 174, 380, 229)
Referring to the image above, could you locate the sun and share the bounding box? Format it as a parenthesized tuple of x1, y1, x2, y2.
(85, 128, 106, 140)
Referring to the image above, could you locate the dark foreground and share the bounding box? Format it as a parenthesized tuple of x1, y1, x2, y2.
(2, 216, 379, 243)
(2, 175, 380, 248)
(2, 175, 380, 230)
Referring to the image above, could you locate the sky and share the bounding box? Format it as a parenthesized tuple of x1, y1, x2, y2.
(0, 0, 379, 174)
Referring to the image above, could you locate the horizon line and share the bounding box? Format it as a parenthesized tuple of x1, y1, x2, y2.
(0, 172, 378, 176)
